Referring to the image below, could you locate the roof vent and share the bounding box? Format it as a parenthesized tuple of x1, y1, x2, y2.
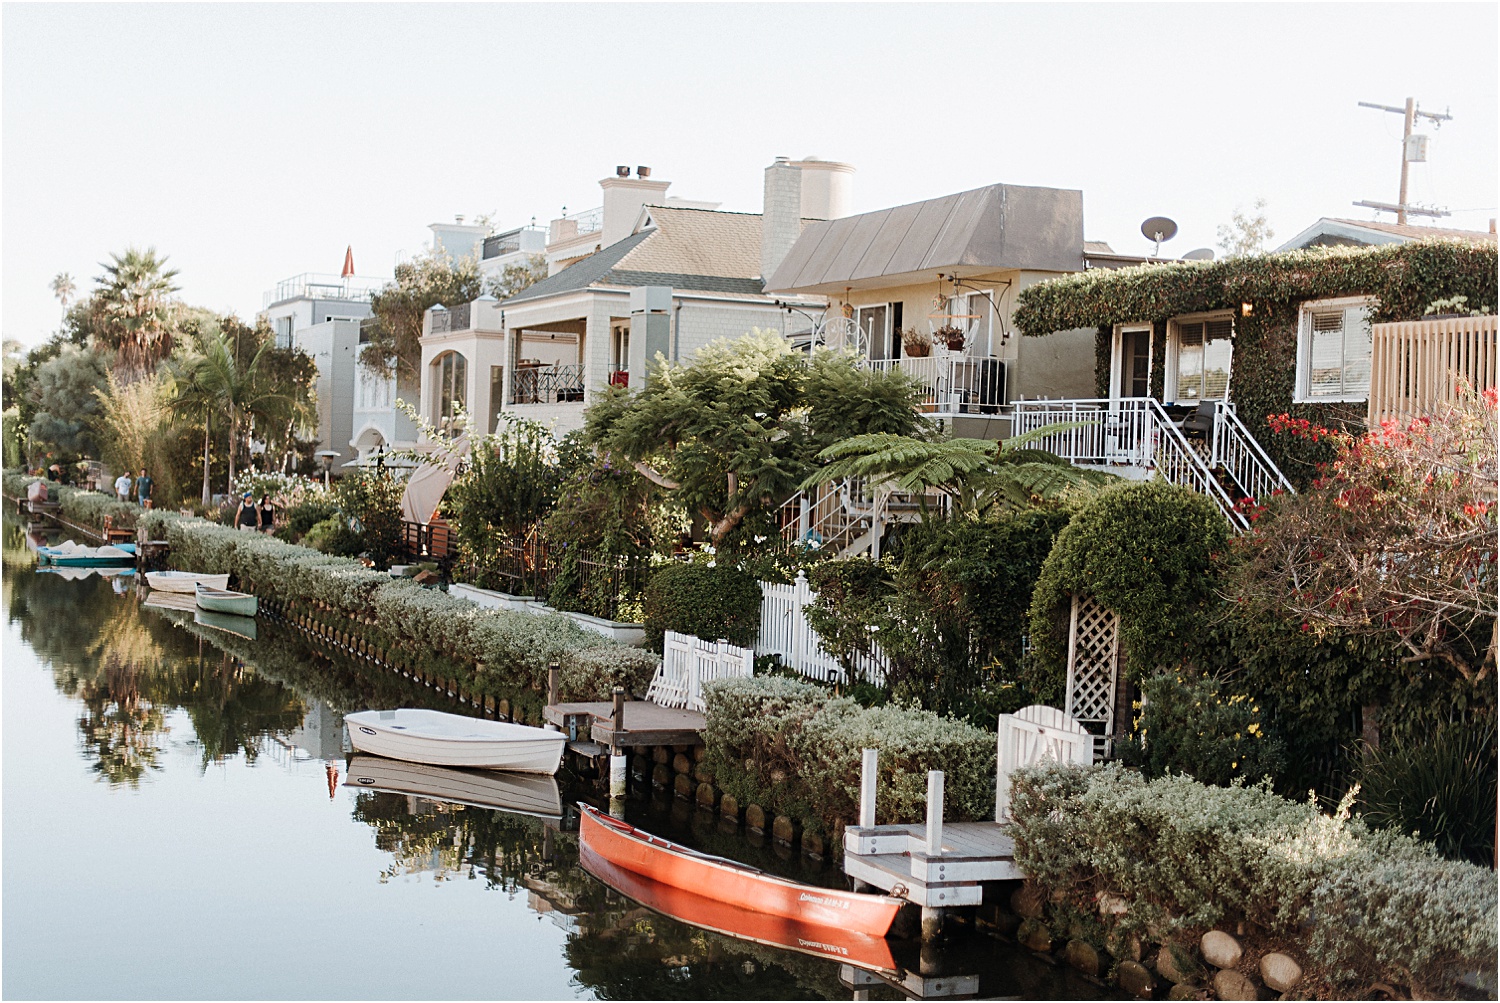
(616, 166, 630, 178)
(637, 166, 652, 178)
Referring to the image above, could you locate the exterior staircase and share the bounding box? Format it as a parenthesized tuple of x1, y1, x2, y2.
(779, 477, 930, 558)
(1010, 397, 1292, 530)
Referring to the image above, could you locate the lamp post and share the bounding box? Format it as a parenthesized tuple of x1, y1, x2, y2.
(315, 450, 340, 490)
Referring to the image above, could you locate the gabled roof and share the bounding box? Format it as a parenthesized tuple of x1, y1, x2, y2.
(765, 183, 1086, 295)
(1276, 217, 1497, 252)
(501, 206, 771, 306)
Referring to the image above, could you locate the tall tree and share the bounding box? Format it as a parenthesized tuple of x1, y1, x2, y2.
(25, 343, 111, 462)
(360, 251, 482, 380)
(50, 272, 77, 315)
(1216, 197, 1275, 258)
(95, 247, 181, 379)
(92, 372, 170, 481)
(487, 254, 549, 300)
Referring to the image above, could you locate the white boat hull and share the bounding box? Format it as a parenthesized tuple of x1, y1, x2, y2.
(343, 755, 563, 818)
(147, 571, 230, 593)
(344, 708, 566, 774)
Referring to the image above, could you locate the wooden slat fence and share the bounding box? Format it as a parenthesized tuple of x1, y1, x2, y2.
(1370, 315, 1498, 426)
(755, 571, 889, 686)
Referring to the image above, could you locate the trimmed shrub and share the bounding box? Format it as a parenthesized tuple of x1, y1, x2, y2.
(559, 646, 661, 702)
(641, 562, 761, 651)
(1009, 760, 1497, 996)
(702, 675, 994, 834)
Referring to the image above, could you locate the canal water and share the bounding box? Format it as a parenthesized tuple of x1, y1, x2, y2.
(2, 517, 1112, 1000)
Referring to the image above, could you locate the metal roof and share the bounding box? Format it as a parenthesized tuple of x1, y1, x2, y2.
(765, 183, 1086, 294)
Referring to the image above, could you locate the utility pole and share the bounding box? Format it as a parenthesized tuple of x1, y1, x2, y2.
(1355, 97, 1453, 224)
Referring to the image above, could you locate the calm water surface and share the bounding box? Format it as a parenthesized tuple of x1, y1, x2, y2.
(2, 517, 1111, 1001)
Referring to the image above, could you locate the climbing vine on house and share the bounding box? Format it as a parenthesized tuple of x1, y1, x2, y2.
(1015, 240, 1499, 484)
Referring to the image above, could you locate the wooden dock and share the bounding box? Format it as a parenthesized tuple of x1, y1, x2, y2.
(542, 699, 705, 751)
(843, 821, 1020, 908)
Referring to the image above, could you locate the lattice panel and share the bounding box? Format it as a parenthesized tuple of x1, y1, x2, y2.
(1064, 594, 1119, 731)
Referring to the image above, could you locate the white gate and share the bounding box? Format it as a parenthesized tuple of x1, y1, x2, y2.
(648, 631, 754, 713)
(755, 571, 888, 686)
(1064, 593, 1120, 759)
(995, 704, 1094, 822)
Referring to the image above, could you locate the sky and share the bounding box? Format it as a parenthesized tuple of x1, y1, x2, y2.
(3, 2, 1496, 350)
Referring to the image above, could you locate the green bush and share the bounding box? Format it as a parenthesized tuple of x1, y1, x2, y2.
(331, 467, 404, 570)
(559, 646, 661, 702)
(641, 562, 761, 651)
(1119, 669, 1285, 787)
(1010, 761, 1497, 996)
(1357, 715, 1497, 867)
(281, 496, 340, 541)
(702, 675, 994, 834)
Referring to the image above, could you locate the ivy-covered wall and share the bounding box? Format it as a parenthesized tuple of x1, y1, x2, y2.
(1016, 240, 1499, 483)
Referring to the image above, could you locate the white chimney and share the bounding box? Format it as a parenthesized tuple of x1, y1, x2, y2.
(792, 157, 854, 221)
(761, 157, 802, 282)
(599, 173, 671, 248)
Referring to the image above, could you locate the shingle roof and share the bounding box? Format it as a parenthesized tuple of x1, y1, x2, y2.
(765, 183, 1086, 294)
(1275, 217, 1497, 252)
(1324, 218, 1496, 243)
(500, 206, 771, 306)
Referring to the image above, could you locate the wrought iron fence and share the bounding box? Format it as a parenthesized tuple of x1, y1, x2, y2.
(512, 364, 585, 405)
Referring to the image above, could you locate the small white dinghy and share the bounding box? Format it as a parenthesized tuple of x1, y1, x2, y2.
(146, 570, 231, 593)
(343, 708, 567, 775)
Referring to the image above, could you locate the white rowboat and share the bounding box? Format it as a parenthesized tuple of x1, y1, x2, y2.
(146, 570, 230, 593)
(344, 708, 566, 774)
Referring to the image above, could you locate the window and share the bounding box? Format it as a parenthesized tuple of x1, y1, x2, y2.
(488, 366, 504, 433)
(432, 351, 468, 429)
(1113, 324, 1152, 399)
(1295, 298, 1373, 402)
(1168, 315, 1233, 403)
(275, 316, 294, 350)
(855, 304, 889, 360)
(944, 291, 995, 355)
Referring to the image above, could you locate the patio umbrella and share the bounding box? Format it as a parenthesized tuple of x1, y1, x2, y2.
(399, 436, 468, 525)
(341, 245, 356, 279)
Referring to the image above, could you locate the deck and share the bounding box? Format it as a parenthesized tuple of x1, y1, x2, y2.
(542, 700, 704, 751)
(843, 822, 1021, 908)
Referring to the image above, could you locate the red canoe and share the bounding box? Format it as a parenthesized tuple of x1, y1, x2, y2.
(577, 802, 904, 937)
(579, 842, 900, 974)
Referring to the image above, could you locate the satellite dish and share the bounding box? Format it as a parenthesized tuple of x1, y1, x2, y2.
(1141, 216, 1179, 257)
(1182, 247, 1215, 261)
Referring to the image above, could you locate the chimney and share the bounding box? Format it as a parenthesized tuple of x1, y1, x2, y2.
(791, 157, 855, 221)
(761, 157, 802, 283)
(599, 171, 671, 248)
(1490, 218, 1496, 235)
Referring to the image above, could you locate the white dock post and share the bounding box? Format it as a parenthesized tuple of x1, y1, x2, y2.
(925, 770, 944, 856)
(859, 748, 878, 828)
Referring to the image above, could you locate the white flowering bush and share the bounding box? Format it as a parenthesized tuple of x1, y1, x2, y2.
(230, 469, 325, 509)
(702, 676, 994, 833)
(559, 646, 661, 702)
(467, 613, 601, 692)
(1009, 761, 1497, 994)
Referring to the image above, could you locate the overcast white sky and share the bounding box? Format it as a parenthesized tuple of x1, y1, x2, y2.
(3, 2, 1496, 350)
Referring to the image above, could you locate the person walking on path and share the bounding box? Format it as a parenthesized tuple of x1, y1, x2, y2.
(134, 468, 153, 509)
(114, 471, 132, 503)
(257, 494, 276, 534)
(234, 492, 258, 531)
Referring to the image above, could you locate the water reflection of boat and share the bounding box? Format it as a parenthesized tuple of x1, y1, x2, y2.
(194, 608, 259, 641)
(37, 565, 136, 581)
(579, 842, 900, 976)
(578, 803, 904, 937)
(344, 754, 563, 818)
(344, 708, 566, 773)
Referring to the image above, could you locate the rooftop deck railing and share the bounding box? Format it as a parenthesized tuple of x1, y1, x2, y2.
(263, 273, 385, 309)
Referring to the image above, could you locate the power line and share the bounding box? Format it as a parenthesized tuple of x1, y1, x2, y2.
(1355, 97, 1453, 224)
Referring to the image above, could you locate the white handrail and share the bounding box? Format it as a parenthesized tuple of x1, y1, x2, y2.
(1211, 402, 1294, 503)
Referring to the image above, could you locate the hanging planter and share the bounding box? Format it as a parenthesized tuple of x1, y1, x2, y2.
(900, 327, 932, 358)
(934, 325, 967, 352)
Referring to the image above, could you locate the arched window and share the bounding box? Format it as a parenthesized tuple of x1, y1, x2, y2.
(431, 351, 468, 430)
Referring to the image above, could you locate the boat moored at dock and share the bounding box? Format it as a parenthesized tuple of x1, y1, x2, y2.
(343, 708, 566, 774)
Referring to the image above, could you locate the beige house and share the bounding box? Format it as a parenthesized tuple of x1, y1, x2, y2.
(764, 182, 1117, 438)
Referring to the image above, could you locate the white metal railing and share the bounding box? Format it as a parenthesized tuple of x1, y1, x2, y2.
(1210, 402, 1293, 504)
(779, 477, 872, 555)
(755, 572, 889, 686)
(649, 631, 754, 712)
(1012, 397, 1247, 529)
(262, 273, 385, 309)
(861, 354, 1006, 416)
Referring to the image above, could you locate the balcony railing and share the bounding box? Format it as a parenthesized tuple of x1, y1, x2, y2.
(861, 354, 1006, 415)
(428, 302, 471, 336)
(512, 364, 585, 405)
(547, 207, 604, 245)
(482, 235, 521, 259)
(263, 273, 384, 309)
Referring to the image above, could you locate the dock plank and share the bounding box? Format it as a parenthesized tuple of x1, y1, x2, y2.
(543, 699, 704, 749)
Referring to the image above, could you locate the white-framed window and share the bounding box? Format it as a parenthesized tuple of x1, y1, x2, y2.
(943, 291, 996, 356)
(431, 350, 468, 428)
(1295, 297, 1374, 403)
(855, 303, 890, 360)
(1111, 323, 1153, 400)
(275, 316, 294, 350)
(1166, 313, 1234, 403)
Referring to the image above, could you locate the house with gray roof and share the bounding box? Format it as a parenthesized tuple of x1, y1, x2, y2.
(415, 160, 840, 437)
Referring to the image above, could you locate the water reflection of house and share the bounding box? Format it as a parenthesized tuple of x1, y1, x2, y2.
(287, 699, 344, 760)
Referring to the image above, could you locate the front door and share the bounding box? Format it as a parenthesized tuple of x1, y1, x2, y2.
(1118, 328, 1151, 398)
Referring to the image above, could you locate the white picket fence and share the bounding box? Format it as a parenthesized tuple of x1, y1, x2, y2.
(647, 631, 754, 713)
(994, 704, 1095, 823)
(755, 571, 889, 686)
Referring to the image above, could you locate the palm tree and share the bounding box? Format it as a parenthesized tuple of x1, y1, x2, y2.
(50, 272, 77, 314)
(96, 248, 180, 379)
(802, 426, 1113, 519)
(171, 329, 293, 505)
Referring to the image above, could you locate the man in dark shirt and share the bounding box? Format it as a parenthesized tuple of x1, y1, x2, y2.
(135, 468, 153, 508)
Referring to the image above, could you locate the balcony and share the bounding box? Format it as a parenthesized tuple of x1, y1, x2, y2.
(547, 207, 604, 245)
(513, 363, 585, 405)
(429, 302, 471, 335)
(482, 235, 522, 260)
(861, 355, 1006, 415)
(263, 273, 384, 309)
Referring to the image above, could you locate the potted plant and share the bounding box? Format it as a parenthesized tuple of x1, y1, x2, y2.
(933, 325, 966, 352)
(900, 327, 932, 358)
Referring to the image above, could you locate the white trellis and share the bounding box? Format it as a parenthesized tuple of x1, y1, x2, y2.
(1064, 593, 1120, 759)
(995, 704, 1094, 822)
(647, 631, 754, 713)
